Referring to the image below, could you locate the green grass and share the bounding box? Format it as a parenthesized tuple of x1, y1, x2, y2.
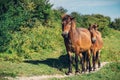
(51, 62, 120, 80)
(101, 29, 120, 62)
(0, 54, 66, 77)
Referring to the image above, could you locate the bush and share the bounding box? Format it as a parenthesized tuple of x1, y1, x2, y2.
(1, 23, 63, 61)
(101, 26, 112, 37)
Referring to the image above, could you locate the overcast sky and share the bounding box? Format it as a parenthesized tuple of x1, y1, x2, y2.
(49, 0, 120, 21)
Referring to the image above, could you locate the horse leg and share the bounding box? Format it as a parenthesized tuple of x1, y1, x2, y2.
(87, 50, 92, 72)
(92, 50, 96, 71)
(67, 51, 72, 75)
(83, 52, 87, 72)
(96, 50, 101, 68)
(79, 53, 85, 73)
(75, 54, 79, 74)
(86, 52, 88, 72)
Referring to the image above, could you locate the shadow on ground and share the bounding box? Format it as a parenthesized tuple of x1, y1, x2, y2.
(24, 54, 73, 71)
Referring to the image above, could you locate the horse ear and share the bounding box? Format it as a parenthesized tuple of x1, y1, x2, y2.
(88, 24, 91, 30)
(71, 17, 75, 20)
(97, 24, 99, 27)
(94, 24, 98, 30)
(89, 23, 92, 27)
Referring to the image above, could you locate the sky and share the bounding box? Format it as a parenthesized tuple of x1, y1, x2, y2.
(49, 0, 120, 21)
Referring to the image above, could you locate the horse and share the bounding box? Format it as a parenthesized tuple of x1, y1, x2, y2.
(88, 24, 103, 71)
(61, 14, 92, 75)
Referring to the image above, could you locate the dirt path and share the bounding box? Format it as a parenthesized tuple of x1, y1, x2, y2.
(6, 62, 109, 80)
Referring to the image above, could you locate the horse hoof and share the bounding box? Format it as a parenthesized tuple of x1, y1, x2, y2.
(81, 70, 86, 74)
(98, 65, 101, 68)
(89, 70, 92, 72)
(81, 71, 85, 74)
(93, 69, 96, 71)
(89, 68, 92, 72)
(66, 72, 72, 75)
(75, 71, 80, 75)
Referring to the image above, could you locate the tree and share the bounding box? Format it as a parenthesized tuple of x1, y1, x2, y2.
(56, 7, 67, 14)
(111, 18, 120, 31)
(70, 12, 84, 27)
(0, 0, 54, 52)
(33, 0, 53, 24)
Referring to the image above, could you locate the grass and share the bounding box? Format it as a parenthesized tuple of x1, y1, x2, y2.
(101, 29, 120, 62)
(0, 53, 66, 77)
(51, 62, 120, 80)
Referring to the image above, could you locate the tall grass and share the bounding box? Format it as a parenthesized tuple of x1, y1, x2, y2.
(101, 29, 120, 62)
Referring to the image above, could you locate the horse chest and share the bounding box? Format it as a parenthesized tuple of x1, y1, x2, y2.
(68, 40, 76, 52)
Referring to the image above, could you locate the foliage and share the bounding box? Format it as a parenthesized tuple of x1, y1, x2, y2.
(71, 12, 84, 27)
(110, 18, 120, 30)
(0, 0, 54, 52)
(56, 7, 67, 14)
(0, 24, 63, 61)
(101, 29, 120, 62)
(70, 13, 111, 37)
(0, 28, 12, 52)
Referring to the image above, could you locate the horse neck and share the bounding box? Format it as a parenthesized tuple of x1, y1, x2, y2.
(69, 21, 77, 40)
(70, 20, 76, 32)
(93, 31, 103, 47)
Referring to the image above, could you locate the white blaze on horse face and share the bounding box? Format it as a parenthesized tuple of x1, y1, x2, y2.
(62, 22, 71, 38)
(90, 30, 97, 43)
(63, 22, 71, 34)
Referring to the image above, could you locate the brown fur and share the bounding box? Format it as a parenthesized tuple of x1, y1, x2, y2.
(89, 24, 103, 71)
(61, 15, 92, 74)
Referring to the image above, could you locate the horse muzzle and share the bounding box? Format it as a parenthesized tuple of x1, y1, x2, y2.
(92, 38, 96, 43)
(61, 32, 68, 38)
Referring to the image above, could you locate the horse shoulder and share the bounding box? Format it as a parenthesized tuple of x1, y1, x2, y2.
(96, 33, 103, 49)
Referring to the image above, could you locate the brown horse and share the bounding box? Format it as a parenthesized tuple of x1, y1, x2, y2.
(61, 14, 92, 74)
(88, 24, 103, 71)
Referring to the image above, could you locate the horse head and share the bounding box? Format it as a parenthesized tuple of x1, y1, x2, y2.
(61, 14, 75, 38)
(88, 24, 99, 43)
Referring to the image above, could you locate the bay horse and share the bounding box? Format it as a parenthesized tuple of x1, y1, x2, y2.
(88, 24, 103, 71)
(61, 14, 92, 75)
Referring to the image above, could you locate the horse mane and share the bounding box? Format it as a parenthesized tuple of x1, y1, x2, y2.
(71, 18, 76, 29)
